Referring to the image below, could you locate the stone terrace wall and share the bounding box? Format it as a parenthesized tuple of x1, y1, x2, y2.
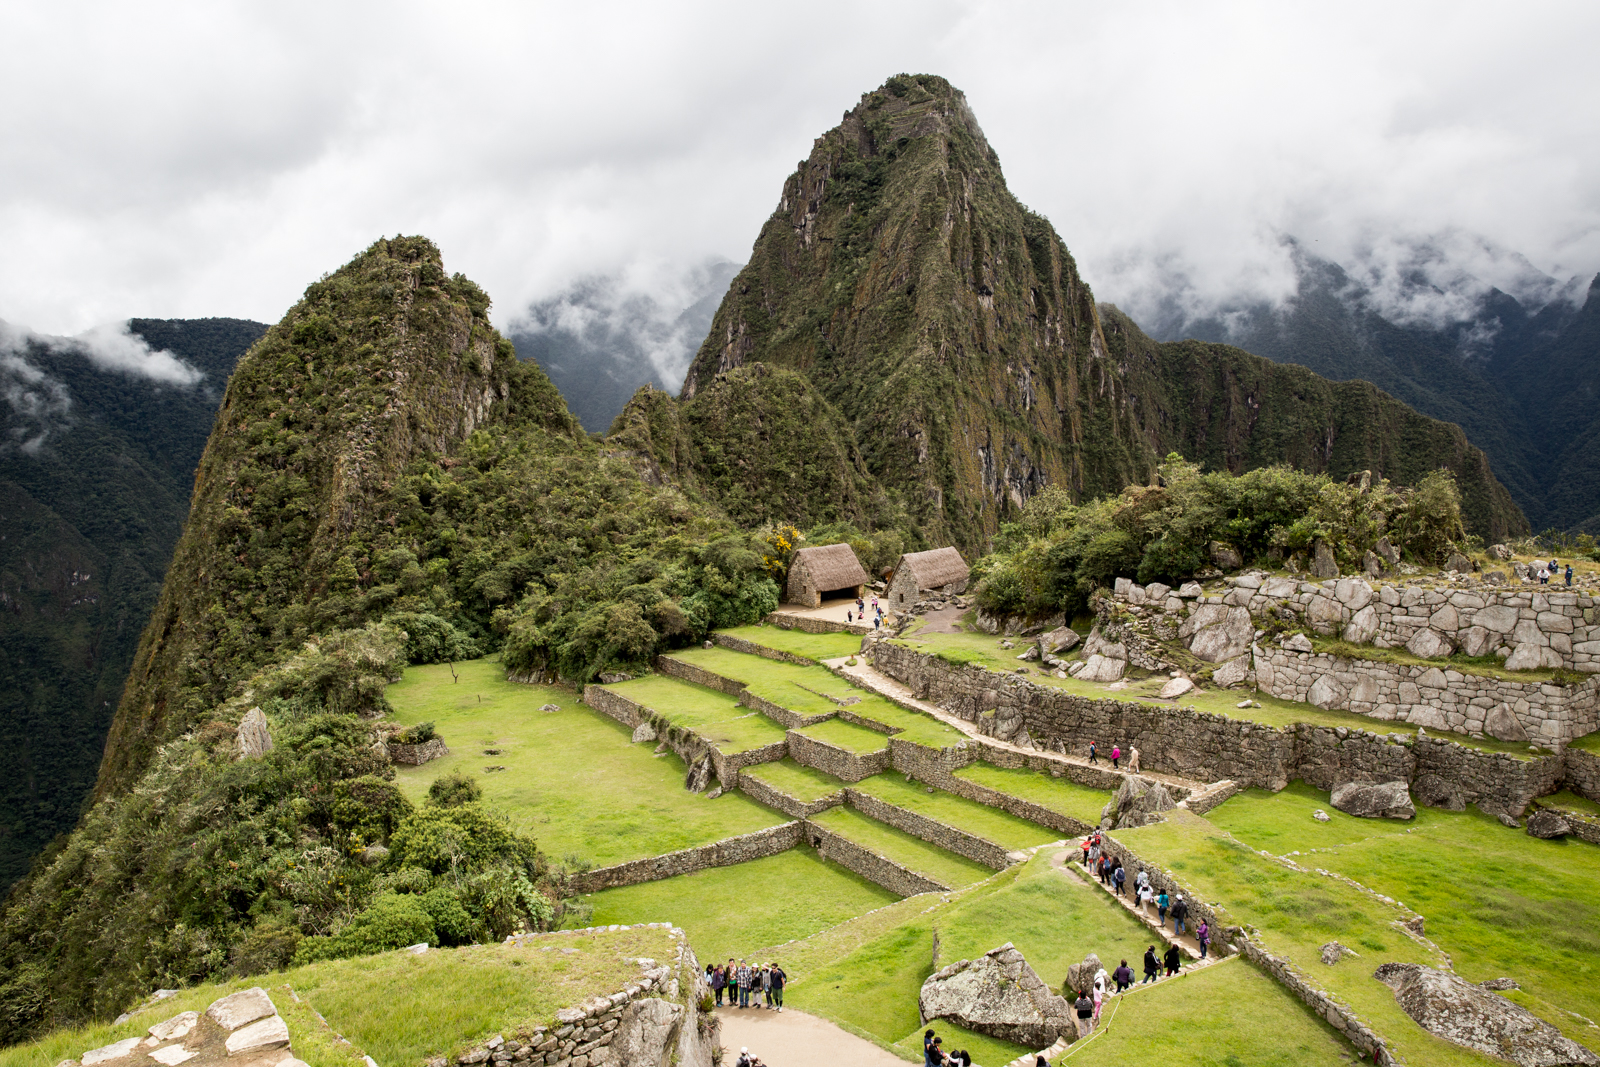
(736, 771, 844, 818)
(801, 819, 948, 895)
(569, 823, 804, 893)
(887, 741, 1095, 838)
(1564, 748, 1600, 802)
(736, 689, 835, 729)
(1236, 941, 1393, 1065)
(1257, 646, 1599, 745)
(843, 788, 1012, 869)
(581, 685, 785, 787)
(585, 685, 645, 728)
(837, 707, 899, 734)
(653, 656, 745, 696)
(766, 612, 873, 637)
(787, 729, 890, 782)
(713, 633, 818, 665)
(967, 736, 1160, 794)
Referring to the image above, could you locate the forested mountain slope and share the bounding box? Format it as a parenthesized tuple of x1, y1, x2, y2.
(0, 317, 263, 892)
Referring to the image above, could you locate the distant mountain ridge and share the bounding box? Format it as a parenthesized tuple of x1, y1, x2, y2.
(1151, 241, 1599, 532)
(0, 318, 264, 892)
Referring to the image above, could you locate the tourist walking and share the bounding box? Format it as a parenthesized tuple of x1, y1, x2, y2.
(923, 1031, 937, 1067)
(1092, 970, 1107, 1021)
(1111, 744, 1121, 769)
(1112, 960, 1132, 993)
(1088, 741, 1098, 764)
(1128, 745, 1140, 774)
(1568, 564, 1575, 587)
(1138, 882, 1153, 915)
(1172, 895, 1189, 936)
(1157, 889, 1170, 927)
(1080, 837, 1091, 866)
(1074, 989, 1095, 1037)
(1197, 920, 1211, 959)
(1113, 862, 1127, 896)
(1142, 946, 1159, 984)
(1163, 942, 1181, 976)
(769, 963, 786, 1011)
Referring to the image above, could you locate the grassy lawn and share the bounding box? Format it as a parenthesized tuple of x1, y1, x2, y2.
(851, 776, 1063, 852)
(0, 928, 677, 1067)
(1118, 809, 1526, 1066)
(582, 848, 898, 961)
(807, 808, 997, 888)
(840, 695, 965, 748)
(889, 631, 1534, 758)
(387, 660, 785, 866)
(1209, 787, 1600, 1045)
(1206, 780, 1437, 851)
(798, 717, 893, 754)
(1066, 957, 1352, 1066)
(1571, 731, 1600, 755)
(1538, 788, 1600, 818)
(606, 674, 790, 752)
(952, 762, 1112, 824)
(741, 759, 847, 802)
(718, 624, 864, 661)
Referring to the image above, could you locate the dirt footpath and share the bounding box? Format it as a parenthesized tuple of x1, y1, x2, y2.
(715, 1006, 909, 1067)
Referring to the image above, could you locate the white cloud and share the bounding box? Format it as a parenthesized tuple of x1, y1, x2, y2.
(0, 1, 1596, 334)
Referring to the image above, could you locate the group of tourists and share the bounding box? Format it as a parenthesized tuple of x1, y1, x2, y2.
(923, 1029, 976, 1067)
(1533, 559, 1575, 586)
(1067, 941, 1187, 1039)
(1085, 742, 1139, 773)
(709, 960, 786, 1010)
(846, 595, 887, 630)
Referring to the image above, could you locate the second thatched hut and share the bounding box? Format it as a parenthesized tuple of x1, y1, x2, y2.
(886, 547, 970, 610)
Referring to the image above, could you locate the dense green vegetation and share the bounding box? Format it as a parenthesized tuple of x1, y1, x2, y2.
(974, 454, 1469, 619)
(0, 318, 264, 892)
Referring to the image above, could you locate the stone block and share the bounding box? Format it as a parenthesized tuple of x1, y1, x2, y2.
(1344, 606, 1379, 645)
(1428, 604, 1460, 632)
(224, 1015, 290, 1056)
(1460, 626, 1494, 657)
(1537, 611, 1574, 634)
(1406, 628, 1454, 659)
(206, 988, 277, 1031)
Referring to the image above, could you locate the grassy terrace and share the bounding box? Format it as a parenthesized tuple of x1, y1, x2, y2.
(1121, 806, 1588, 1065)
(807, 807, 995, 888)
(670, 646, 962, 748)
(0, 928, 678, 1067)
(797, 716, 893, 754)
(952, 761, 1112, 824)
(388, 660, 785, 866)
(583, 848, 898, 960)
(850, 775, 1063, 852)
(605, 674, 789, 752)
(719, 623, 864, 661)
(891, 630, 1537, 758)
(741, 758, 848, 802)
(1571, 730, 1600, 755)
(1539, 788, 1600, 818)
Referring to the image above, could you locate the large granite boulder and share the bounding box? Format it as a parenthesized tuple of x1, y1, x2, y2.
(76, 988, 308, 1067)
(1485, 703, 1531, 743)
(1375, 963, 1598, 1066)
(1188, 606, 1254, 663)
(236, 707, 273, 759)
(611, 998, 685, 1067)
(1039, 627, 1081, 655)
(1526, 810, 1571, 839)
(1076, 655, 1125, 683)
(1310, 540, 1339, 579)
(1407, 628, 1455, 659)
(919, 943, 1075, 1049)
(1208, 541, 1244, 571)
(1103, 776, 1176, 830)
(1064, 953, 1103, 996)
(1330, 780, 1415, 820)
(1413, 774, 1466, 812)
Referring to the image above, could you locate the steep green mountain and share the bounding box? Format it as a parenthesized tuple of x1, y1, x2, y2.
(0, 318, 264, 893)
(1163, 244, 1598, 532)
(0, 237, 782, 1041)
(676, 74, 1526, 549)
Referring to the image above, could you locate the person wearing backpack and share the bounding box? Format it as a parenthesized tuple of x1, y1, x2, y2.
(1113, 863, 1127, 896)
(1088, 741, 1099, 764)
(1171, 895, 1189, 936)
(1157, 889, 1170, 927)
(1142, 946, 1159, 984)
(1074, 990, 1095, 1037)
(1112, 959, 1133, 993)
(768, 963, 786, 1011)
(1567, 564, 1575, 587)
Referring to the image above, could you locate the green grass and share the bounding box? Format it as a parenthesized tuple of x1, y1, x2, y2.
(607, 674, 790, 752)
(798, 717, 893, 754)
(387, 660, 786, 866)
(1118, 809, 1540, 1065)
(582, 848, 898, 961)
(0, 928, 677, 1067)
(1571, 731, 1600, 755)
(890, 631, 1535, 758)
(741, 759, 848, 803)
(1310, 635, 1570, 685)
(718, 624, 864, 661)
(807, 807, 996, 888)
(851, 776, 1063, 851)
(1063, 957, 1352, 1066)
(1538, 789, 1600, 818)
(952, 762, 1112, 824)
(1206, 781, 1438, 851)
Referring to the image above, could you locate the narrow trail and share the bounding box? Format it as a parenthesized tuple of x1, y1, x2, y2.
(715, 1006, 909, 1067)
(1047, 848, 1213, 964)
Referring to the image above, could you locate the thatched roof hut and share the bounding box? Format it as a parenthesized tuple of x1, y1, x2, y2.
(786, 543, 870, 608)
(887, 547, 970, 609)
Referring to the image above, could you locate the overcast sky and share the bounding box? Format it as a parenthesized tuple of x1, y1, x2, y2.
(3, 0, 1597, 337)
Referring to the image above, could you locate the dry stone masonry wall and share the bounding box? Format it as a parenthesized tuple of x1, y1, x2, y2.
(802, 820, 948, 896)
(568, 824, 804, 893)
(843, 788, 1012, 869)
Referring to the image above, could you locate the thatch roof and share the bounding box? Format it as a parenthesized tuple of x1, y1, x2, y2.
(894, 547, 969, 589)
(791, 543, 870, 590)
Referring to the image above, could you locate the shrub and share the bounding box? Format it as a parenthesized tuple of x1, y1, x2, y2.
(427, 771, 481, 808)
(294, 893, 436, 964)
(396, 721, 437, 745)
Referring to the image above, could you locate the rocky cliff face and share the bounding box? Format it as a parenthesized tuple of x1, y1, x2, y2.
(94, 236, 576, 799)
(674, 74, 1525, 549)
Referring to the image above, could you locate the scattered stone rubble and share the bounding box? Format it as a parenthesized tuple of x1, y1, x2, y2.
(918, 943, 1074, 1049)
(69, 988, 306, 1067)
(1375, 962, 1598, 1066)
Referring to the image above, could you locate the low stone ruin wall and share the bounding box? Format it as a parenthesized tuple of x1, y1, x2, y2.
(967, 736, 1158, 794)
(712, 632, 818, 665)
(584, 685, 644, 728)
(1236, 941, 1393, 1065)
(582, 685, 785, 787)
(568, 823, 804, 893)
(872, 643, 1570, 815)
(736, 689, 835, 728)
(801, 819, 948, 896)
(389, 738, 450, 765)
(1256, 646, 1599, 745)
(837, 707, 899, 734)
(887, 740, 1094, 838)
(765, 612, 872, 636)
(1181, 780, 1242, 816)
(653, 656, 745, 696)
(786, 729, 890, 782)
(1563, 748, 1600, 802)
(843, 788, 1012, 869)
(735, 772, 844, 818)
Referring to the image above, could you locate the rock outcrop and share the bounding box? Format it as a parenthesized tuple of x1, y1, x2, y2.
(235, 707, 273, 759)
(1375, 962, 1598, 1066)
(1330, 780, 1415, 820)
(1102, 776, 1176, 830)
(919, 943, 1074, 1049)
(69, 988, 305, 1067)
(1525, 809, 1571, 839)
(1064, 953, 1103, 997)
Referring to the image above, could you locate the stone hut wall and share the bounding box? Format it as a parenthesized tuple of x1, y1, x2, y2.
(712, 632, 818, 666)
(887, 567, 921, 612)
(842, 788, 1012, 869)
(584, 685, 645, 728)
(801, 819, 948, 896)
(1566, 748, 1600, 802)
(736, 773, 844, 818)
(786, 730, 890, 781)
(652, 656, 745, 697)
(568, 823, 804, 893)
(1256, 646, 1599, 745)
